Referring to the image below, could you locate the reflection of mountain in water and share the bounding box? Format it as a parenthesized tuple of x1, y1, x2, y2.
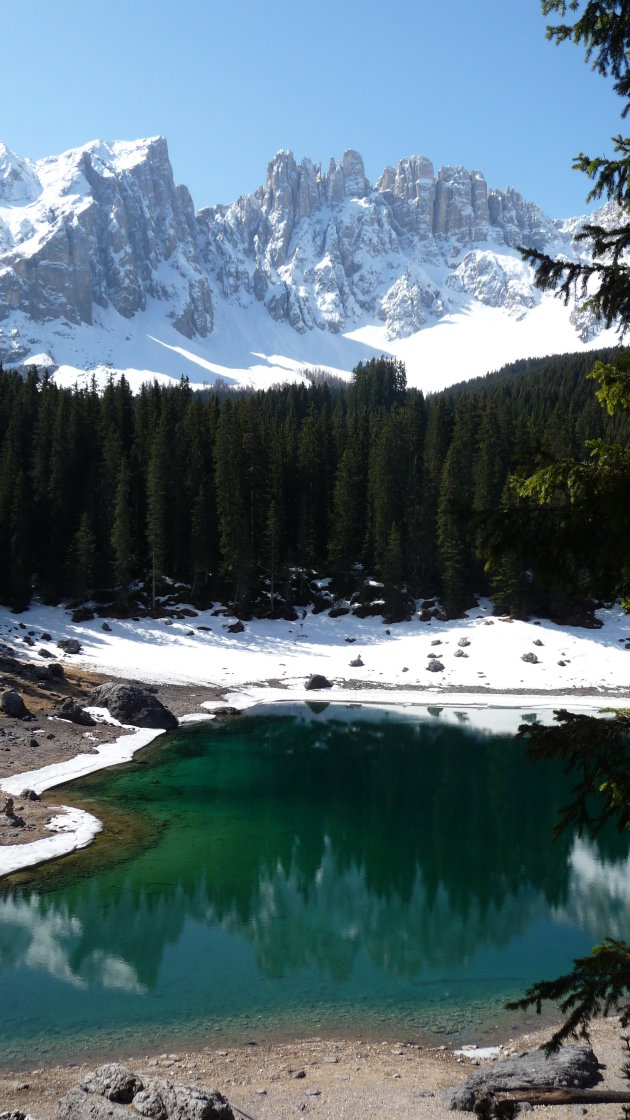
(1, 709, 629, 993)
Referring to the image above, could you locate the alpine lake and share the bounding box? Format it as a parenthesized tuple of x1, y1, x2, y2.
(1, 702, 629, 1068)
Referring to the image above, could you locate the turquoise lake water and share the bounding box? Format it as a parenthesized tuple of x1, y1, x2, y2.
(1, 703, 629, 1068)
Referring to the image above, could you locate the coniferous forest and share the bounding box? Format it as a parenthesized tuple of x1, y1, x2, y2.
(0, 350, 628, 621)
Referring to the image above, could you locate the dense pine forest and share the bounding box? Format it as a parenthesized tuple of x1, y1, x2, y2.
(0, 350, 628, 621)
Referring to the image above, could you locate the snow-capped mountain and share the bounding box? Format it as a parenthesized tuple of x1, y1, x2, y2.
(0, 137, 619, 392)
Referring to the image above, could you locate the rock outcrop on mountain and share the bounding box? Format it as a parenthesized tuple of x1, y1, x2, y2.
(0, 135, 608, 372)
(0, 138, 212, 344)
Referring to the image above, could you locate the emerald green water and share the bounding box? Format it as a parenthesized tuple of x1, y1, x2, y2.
(1, 704, 629, 1067)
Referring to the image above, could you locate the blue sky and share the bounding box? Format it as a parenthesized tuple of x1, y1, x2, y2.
(3, 0, 625, 216)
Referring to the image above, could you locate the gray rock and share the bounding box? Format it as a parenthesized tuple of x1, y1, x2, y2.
(227, 620, 244, 634)
(58, 1087, 133, 1120)
(101, 622, 112, 632)
(458, 637, 471, 647)
(38, 647, 54, 658)
(20, 789, 40, 801)
(57, 1064, 234, 1120)
(349, 656, 364, 667)
(57, 638, 81, 654)
(88, 685, 177, 731)
(454, 649, 468, 658)
(521, 652, 540, 664)
(56, 697, 96, 726)
(426, 660, 444, 672)
(447, 1045, 601, 1111)
(1, 689, 30, 719)
(305, 674, 333, 691)
(71, 607, 94, 623)
(81, 1065, 143, 1102)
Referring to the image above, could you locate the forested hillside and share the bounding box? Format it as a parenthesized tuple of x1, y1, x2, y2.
(0, 351, 627, 620)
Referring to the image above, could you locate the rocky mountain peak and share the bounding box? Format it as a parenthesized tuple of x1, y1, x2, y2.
(0, 136, 606, 378)
(0, 143, 41, 206)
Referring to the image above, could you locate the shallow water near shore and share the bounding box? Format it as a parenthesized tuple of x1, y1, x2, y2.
(1, 704, 629, 1068)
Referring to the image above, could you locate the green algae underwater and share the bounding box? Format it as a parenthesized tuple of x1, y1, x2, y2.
(1, 704, 628, 1068)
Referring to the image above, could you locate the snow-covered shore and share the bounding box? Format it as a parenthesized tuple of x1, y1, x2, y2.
(1, 596, 629, 878)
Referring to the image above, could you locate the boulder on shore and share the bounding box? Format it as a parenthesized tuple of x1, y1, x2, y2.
(56, 697, 96, 727)
(1, 689, 31, 719)
(305, 674, 333, 691)
(58, 1063, 234, 1120)
(447, 1045, 601, 1111)
(88, 684, 177, 730)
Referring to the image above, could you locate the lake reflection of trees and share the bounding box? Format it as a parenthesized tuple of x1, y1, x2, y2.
(2, 709, 629, 993)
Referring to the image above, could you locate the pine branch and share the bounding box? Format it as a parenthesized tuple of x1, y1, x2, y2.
(506, 939, 630, 1053)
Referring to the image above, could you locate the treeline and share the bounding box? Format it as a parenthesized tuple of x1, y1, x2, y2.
(0, 351, 627, 619)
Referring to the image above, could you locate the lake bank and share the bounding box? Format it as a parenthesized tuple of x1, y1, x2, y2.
(1, 1016, 627, 1120)
(1, 595, 629, 874)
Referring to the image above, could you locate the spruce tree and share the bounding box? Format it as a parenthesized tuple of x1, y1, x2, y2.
(502, 2, 630, 1095)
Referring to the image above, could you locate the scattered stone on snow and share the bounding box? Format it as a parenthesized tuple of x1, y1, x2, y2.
(305, 674, 333, 691)
(426, 660, 445, 672)
(227, 620, 245, 634)
(88, 684, 178, 730)
(431, 639, 442, 646)
(454, 649, 468, 658)
(20, 789, 40, 801)
(101, 621, 112, 632)
(71, 607, 94, 623)
(57, 638, 81, 654)
(533, 639, 544, 647)
(349, 656, 364, 667)
(458, 637, 471, 647)
(521, 652, 540, 664)
(38, 647, 53, 658)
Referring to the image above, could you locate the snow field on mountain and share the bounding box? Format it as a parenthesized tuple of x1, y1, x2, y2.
(0, 136, 621, 393)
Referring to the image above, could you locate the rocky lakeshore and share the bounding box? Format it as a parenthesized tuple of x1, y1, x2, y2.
(0, 650, 227, 850)
(1, 1018, 629, 1120)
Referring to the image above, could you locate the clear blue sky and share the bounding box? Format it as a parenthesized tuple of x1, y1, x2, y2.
(2, 0, 625, 217)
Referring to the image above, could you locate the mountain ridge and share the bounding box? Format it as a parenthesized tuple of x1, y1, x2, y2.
(0, 136, 618, 391)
